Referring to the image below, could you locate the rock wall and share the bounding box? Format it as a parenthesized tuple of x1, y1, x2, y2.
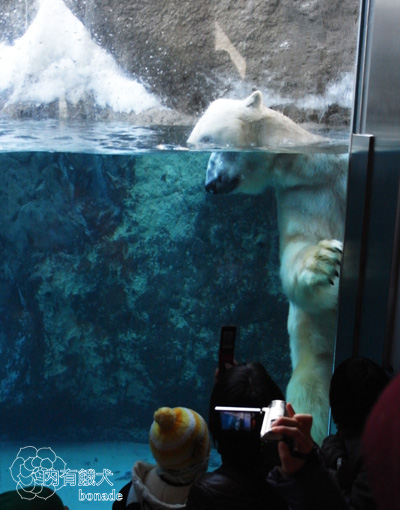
(0, 0, 360, 125)
(0, 150, 290, 441)
(64, 0, 359, 117)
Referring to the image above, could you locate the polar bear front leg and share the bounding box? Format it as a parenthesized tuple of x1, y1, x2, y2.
(286, 350, 332, 445)
(280, 239, 342, 313)
(285, 303, 336, 444)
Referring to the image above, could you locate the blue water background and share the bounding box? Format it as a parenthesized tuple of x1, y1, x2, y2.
(0, 121, 349, 442)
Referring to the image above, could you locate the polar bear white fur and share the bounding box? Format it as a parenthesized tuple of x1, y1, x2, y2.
(187, 91, 348, 444)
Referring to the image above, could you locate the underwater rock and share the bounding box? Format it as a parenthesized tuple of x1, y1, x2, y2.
(0, 150, 290, 441)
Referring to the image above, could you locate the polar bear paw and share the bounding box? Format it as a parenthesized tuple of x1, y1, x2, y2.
(283, 239, 343, 310)
(298, 239, 342, 288)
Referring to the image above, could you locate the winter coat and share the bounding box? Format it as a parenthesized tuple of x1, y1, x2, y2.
(113, 461, 193, 510)
(186, 461, 288, 510)
(321, 432, 377, 510)
(267, 447, 351, 510)
(186, 448, 354, 510)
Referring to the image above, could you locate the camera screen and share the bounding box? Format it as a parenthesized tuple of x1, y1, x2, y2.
(219, 410, 260, 432)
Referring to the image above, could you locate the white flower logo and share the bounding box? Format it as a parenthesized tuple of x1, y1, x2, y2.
(9, 446, 66, 499)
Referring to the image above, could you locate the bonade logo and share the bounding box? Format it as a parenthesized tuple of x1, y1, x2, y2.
(9, 445, 122, 503)
(9, 446, 66, 500)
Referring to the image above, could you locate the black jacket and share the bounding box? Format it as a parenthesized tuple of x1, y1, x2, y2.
(321, 433, 377, 510)
(187, 448, 354, 510)
(186, 462, 288, 510)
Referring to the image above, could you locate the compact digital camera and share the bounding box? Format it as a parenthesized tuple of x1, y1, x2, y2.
(215, 400, 287, 442)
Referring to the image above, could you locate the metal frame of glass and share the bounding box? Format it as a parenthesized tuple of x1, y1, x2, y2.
(335, 0, 400, 374)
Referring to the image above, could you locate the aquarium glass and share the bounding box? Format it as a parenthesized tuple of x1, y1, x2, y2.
(0, 0, 358, 506)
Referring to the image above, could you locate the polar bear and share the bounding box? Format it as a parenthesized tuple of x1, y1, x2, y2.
(187, 90, 348, 444)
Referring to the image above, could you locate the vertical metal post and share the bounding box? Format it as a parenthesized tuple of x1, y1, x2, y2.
(334, 134, 374, 364)
(334, 0, 400, 372)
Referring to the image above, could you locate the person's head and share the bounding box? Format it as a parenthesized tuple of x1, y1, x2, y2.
(149, 406, 210, 484)
(362, 372, 400, 510)
(209, 362, 284, 466)
(0, 487, 68, 509)
(329, 357, 389, 435)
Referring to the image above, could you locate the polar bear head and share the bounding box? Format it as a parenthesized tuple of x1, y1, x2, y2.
(187, 90, 322, 149)
(187, 91, 325, 194)
(187, 90, 276, 194)
(187, 91, 266, 149)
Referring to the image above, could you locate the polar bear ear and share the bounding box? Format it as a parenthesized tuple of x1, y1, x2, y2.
(245, 90, 263, 109)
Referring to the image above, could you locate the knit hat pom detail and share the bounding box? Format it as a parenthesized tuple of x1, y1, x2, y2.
(154, 407, 176, 430)
(149, 407, 210, 473)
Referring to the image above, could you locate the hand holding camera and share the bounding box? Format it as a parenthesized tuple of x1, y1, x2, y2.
(216, 401, 314, 476)
(270, 402, 314, 476)
(215, 328, 314, 476)
(260, 400, 287, 441)
(215, 400, 287, 437)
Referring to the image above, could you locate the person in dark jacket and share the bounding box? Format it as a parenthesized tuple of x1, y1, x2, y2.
(186, 361, 355, 510)
(362, 371, 400, 510)
(321, 357, 389, 510)
(0, 486, 69, 509)
(186, 362, 288, 510)
(266, 402, 352, 510)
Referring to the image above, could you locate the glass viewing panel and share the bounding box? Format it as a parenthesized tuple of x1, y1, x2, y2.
(0, 0, 359, 506)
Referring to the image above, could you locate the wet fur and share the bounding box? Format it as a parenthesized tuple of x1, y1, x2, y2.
(188, 92, 347, 444)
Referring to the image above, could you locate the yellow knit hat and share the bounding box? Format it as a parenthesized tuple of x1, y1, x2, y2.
(149, 407, 210, 471)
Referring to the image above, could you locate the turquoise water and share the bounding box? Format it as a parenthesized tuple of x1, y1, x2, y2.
(0, 0, 353, 503)
(0, 120, 350, 506)
(0, 121, 317, 445)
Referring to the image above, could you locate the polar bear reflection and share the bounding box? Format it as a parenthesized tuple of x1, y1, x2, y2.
(187, 91, 347, 445)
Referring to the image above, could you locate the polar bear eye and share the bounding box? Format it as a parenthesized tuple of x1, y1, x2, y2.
(200, 136, 214, 144)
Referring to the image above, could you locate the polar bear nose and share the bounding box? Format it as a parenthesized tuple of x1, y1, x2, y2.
(205, 174, 239, 194)
(205, 179, 218, 194)
(205, 152, 240, 194)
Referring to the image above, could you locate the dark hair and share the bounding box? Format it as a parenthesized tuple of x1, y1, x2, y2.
(209, 362, 284, 465)
(330, 357, 390, 434)
(0, 486, 65, 509)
